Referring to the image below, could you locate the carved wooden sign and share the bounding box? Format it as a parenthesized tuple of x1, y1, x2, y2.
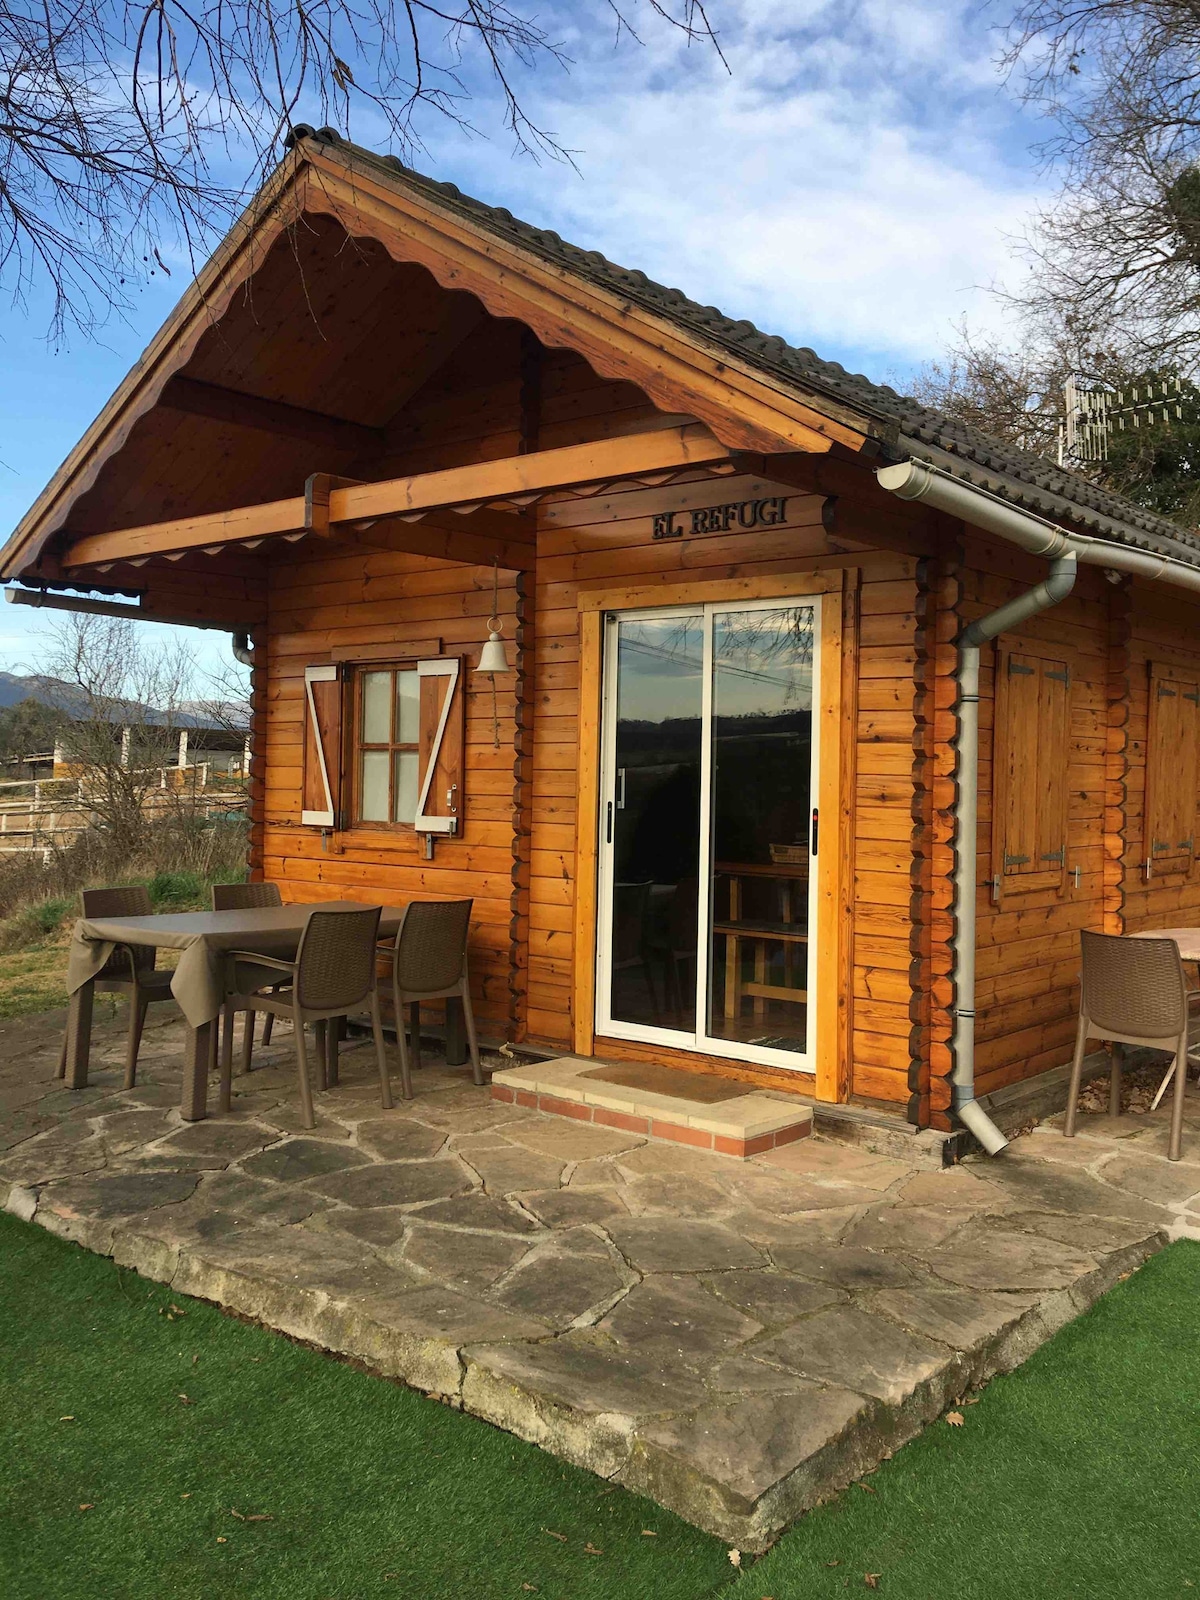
(651, 495, 790, 541)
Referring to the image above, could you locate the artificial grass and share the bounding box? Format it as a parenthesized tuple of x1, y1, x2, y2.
(0, 1212, 730, 1600)
(740, 1239, 1200, 1599)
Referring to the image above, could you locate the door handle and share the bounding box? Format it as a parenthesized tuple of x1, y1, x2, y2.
(810, 807, 819, 857)
(606, 801, 613, 844)
(616, 768, 627, 810)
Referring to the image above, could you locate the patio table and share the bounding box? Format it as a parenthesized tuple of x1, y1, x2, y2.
(1134, 927, 1200, 962)
(63, 902, 409, 1120)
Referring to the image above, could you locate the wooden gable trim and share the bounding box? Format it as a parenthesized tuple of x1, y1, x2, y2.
(60, 424, 732, 571)
(300, 145, 872, 462)
(0, 155, 314, 581)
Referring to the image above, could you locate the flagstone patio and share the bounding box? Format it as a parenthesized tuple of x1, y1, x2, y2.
(2, 1002, 1198, 1551)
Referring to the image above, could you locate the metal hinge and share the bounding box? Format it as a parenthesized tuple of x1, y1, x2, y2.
(1158, 685, 1177, 698)
(1008, 661, 1035, 677)
(1004, 853, 1030, 867)
(1041, 848, 1065, 863)
(1044, 667, 1070, 685)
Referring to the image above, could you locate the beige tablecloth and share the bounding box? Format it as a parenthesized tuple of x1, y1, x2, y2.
(67, 902, 407, 1027)
(1132, 928, 1200, 962)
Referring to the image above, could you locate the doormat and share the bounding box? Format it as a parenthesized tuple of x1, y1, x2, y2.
(581, 1062, 753, 1104)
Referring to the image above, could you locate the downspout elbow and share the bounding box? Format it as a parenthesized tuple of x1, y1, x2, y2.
(231, 632, 254, 667)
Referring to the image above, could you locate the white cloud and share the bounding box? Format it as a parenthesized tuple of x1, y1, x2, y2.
(409, 0, 1047, 381)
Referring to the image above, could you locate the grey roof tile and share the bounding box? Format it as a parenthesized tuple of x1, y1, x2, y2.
(292, 126, 1200, 569)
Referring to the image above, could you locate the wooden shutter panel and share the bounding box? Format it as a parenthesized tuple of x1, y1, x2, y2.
(414, 658, 464, 836)
(301, 664, 343, 827)
(1146, 664, 1200, 868)
(992, 647, 1070, 891)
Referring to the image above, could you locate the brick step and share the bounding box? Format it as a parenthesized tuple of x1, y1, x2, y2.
(490, 1055, 812, 1158)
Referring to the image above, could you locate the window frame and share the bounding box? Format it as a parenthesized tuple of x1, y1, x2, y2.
(350, 662, 422, 831)
(990, 638, 1074, 900)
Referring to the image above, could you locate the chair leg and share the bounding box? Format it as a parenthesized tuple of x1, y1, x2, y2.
(1169, 1026, 1189, 1162)
(369, 993, 392, 1110)
(325, 1018, 339, 1088)
(393, 983, 413, 1101)
(1109, 1041, 1123, 1119)
(293, 1009, 316, 1130)
(314, 1020, 328, 1091)
(240, 1010, 255, 1075)
(1063, 1012, 1091, 1138)
(461, 985, 483, 1087)
(218, 1002, 235, 1114)
(409, 1003, 421, 1071)
(125, 996, 148, 1090)
(262, 1012, 274, 1047)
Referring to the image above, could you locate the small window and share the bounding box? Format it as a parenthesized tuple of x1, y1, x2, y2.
(355, 666, 421, 826)
(991, 644, 1071, 895)
(1145, 662, 1200, 872)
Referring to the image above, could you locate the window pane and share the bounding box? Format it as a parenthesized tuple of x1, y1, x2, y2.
(360, 750, 389, 821)
(394, 750, 420, 823)
(362, 672, 391, 743)
(396, 670, 420, 743)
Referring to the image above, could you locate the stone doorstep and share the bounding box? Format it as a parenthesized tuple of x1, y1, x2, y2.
(490, 1058, 812, 1159)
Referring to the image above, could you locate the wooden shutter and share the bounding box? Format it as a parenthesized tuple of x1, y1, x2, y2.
(301, 664, 344, 827)
(1145, 663, 1200, 871)
(992, 646, 1070, 892)
(414, 658, 464, 836)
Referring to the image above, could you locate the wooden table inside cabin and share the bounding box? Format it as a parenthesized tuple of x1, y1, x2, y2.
(714, 861, 809, 1020)
(63, 902, 413, 1121)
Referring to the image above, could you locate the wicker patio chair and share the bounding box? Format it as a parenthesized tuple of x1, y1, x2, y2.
(1064, 930, 1200, 1161)
(378, 899, 482, 1101)
(219, 905, 391, 1129)
(56, 885, 175, 1089)
(212, 881, 283, 1070)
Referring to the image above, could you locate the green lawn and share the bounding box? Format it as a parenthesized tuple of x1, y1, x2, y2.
(740, 1239, 1200, 1599)
(0, 1212, 729, 1600)
(3, 1213, 1199, 1600)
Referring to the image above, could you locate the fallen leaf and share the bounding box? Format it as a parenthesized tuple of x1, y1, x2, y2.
(522, 1586, 538, 1593)
(180, 1493, 191, 1499)
(177, 1394, 195, 1406)
(641, 1529, 658, 1537)
(245, 1514, 273, 1523)
(230, 1509, 246, 1521)
(857, 1482, 877, 1494)
(59, 1415, 75, 1422)
(946, 1411, 965, 1427)
(965, 1397, 981, 1406)
(169, 1303, 187, 1316)
(192, 1355, 199, 1366)
(825, 1560, 842, 1567)
(583, 1543, 603, 1555)
(542, 1528, 567, 1542)
(216, 1536, 227, 1544)
(78, 1504, 94, 1512)
(729, 1549, 742, 1568)
(865, 1576, 882, 1590)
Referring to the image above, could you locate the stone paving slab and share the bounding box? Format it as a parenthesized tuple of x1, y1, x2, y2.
(0, 1004, 1194, 1549)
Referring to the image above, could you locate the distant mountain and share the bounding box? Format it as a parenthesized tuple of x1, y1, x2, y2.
(0, 674, 246, 730)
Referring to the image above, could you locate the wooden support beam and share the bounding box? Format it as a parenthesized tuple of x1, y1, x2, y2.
(343, 515, 535, 571)
(61, 423, 733, 570)
(160, 375, 384, 456)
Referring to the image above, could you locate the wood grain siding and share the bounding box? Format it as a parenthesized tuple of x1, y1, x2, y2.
(1103, 579, 1132, 935)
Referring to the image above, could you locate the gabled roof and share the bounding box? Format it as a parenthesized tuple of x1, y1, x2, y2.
(294, 126, 1200, 571)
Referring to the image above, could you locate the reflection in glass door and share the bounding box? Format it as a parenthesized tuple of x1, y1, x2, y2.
(596, 598, 819, 1072)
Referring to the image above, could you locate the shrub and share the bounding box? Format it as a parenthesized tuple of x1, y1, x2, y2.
(0, 896, 76, 953)
(147, 870, 205, 910)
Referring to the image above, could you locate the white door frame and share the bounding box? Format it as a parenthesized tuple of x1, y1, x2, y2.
(594, 594, 822, 1074)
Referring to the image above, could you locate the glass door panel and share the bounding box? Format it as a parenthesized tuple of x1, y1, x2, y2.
(606, 613, 703, 1033)
(597, 598, 818, 1070)
(704, 605, 815, 1057)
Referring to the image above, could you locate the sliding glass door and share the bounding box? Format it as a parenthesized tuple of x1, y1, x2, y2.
(595, 597, 819, 1072)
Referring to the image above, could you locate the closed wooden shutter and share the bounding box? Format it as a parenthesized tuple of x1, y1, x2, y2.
(415, 657, 464, 836)
(301, 664, 344, 827)
(1146, 663, 1200, 870)
(992, 646, 1070, 892)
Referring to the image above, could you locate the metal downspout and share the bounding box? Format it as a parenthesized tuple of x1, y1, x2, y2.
(953, 556, 1077, 1154)
(231, 633, 254, 666)
(875, 458, 1081, 1153)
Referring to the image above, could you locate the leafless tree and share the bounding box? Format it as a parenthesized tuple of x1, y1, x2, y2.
(38, 612, 199, 854)
(1000, 0, 1200, 372)
(1, 0, 722, 339)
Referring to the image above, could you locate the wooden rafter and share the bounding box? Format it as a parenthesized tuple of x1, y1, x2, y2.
(61, 422, 732, 572)
(160, 375, 384, 455)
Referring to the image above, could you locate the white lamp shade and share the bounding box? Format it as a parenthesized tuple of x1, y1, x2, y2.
(475, 631, 510, 674)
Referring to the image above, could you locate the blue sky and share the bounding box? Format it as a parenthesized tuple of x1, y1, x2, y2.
(0, 0, 1047, 683)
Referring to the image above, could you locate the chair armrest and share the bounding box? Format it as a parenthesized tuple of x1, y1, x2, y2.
(225, 950, 296, 974)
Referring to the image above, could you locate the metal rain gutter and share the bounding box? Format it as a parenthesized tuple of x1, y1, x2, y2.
(877, 457, 1200, 1155)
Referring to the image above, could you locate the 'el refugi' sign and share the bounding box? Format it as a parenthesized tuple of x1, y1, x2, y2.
(652, 496, 789, 540)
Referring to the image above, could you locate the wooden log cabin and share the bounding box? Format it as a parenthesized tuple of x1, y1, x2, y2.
(8, 124, 1200, 1151)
